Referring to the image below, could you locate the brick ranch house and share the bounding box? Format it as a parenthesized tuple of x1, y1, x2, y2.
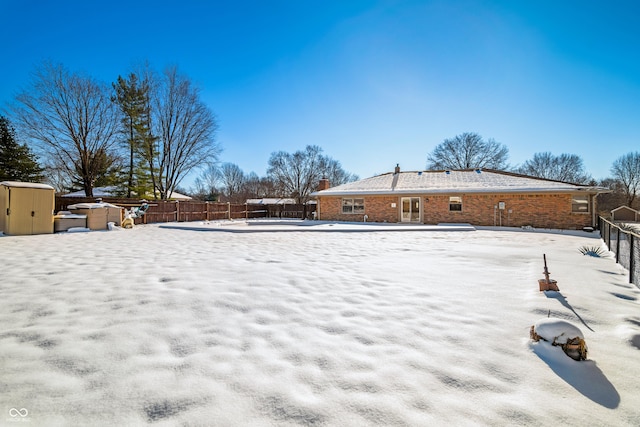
(311, 167, 609, 230)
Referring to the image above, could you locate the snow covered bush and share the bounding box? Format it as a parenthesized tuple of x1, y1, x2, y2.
(530, 318, 588, 361)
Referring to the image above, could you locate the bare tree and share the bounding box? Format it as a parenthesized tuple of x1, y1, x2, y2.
(243, 172, 277, 199)
(426, 132, 509, 170)
(41, 157, 73, 193)
(267, 145, 356, 204)
(268, 145, 322, 204)
(322, 157, 359, 186)
(151, 66, 220, 199)
(192, 166, 278, 202)
(243, 172, 262, 199)
(219, 162, 246, 203)
(596, 178, 632, 213)
(192, 164, 221, 200)
(11, 62, 119, 196)
(611, 151, 640, 207)
(515, 152, 592, 184)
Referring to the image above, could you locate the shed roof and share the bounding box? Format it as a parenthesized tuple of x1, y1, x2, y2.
(611, 205, 639, 214)
(246, 198, 297, 205)
(62, 186, 119, 197)
(67, 202, 121, 210)
(62, 186, 192, 200)
(311, 169, 607, 197)
(0, 181, 54, 190)
(246, 198, 317, 205)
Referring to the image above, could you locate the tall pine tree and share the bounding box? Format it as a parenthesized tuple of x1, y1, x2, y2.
(112, 73, 154, 198)
(0, 115, 43, 182)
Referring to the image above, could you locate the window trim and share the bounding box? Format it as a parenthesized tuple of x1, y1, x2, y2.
(449, 196, 462, 212)
(571, 194, 590, 214)
(342, 198, 365, 214)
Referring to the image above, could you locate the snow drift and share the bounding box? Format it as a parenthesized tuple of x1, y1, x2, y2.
(1, 220, 639, 426)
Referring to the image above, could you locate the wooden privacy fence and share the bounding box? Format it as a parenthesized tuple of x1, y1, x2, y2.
(143, 201, 268, 223)
(56, 197, 312, 224)
(599, 216, 640, 288)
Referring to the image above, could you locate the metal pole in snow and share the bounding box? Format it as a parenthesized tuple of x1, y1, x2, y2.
(543, 254, 551, 284)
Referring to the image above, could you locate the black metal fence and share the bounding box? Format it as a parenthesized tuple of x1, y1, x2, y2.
(599, 216, 640, 287)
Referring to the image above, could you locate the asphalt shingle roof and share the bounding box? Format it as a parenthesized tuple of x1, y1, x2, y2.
(312, 169, 605, 196)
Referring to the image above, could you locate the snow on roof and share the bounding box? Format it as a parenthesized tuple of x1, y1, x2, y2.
(61, 187, 192, 200)
(67, 202, 122, 210)
(54, 213, 87, 219)
(312, 169, 607, 196)
(61, 186, 118, 197)
(246, 198, 298, 205)
(166, 191, 192, 200)
(611, 205, 639, 213)
(0, 181, 54, 190)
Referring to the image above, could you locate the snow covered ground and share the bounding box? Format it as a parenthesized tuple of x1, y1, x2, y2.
(1, 220, 639, 426)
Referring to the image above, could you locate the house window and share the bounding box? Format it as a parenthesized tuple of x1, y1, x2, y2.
(571, 195, 590, 213)
(342, 198, 365, 214)
(449, 196, 462, 211)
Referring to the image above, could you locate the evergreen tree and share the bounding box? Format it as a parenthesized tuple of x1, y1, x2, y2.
(113, 73, 154, 197)
(0, 115, 44, 182)
(68, 150, 126, 195)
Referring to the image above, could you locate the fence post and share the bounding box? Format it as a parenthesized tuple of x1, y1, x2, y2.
(599, 216, 602, 239)
(227, 202, 231, 220)
(616, 227, 620, 264)
(176, 201, 180, 222)
(598, 216, 639, 288)
(630, 233, 635, 284)
(245, 203, 248, 220)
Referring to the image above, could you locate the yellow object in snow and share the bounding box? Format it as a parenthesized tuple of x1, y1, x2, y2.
(122, 217, 135, 229)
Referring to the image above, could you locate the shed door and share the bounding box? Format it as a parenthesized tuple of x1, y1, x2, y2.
(31, 188, 54, 234)
(6, 188, 53, 235)
(7, 188, 34, 235)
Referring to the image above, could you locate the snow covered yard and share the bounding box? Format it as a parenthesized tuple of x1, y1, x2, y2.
(1, 220, 639, 426)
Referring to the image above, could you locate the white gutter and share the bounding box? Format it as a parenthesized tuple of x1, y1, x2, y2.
(311, 188, 607, 197)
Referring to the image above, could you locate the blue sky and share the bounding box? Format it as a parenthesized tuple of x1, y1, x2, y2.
(2, 0, 639, 188)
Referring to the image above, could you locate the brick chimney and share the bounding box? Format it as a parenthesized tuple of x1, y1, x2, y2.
(394, 163, 400, 174)
(317, 178, 330, 191)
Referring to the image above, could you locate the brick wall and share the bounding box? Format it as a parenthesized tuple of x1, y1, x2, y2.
(318, 193, 595, 229)
(319, 196, 398, 223)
